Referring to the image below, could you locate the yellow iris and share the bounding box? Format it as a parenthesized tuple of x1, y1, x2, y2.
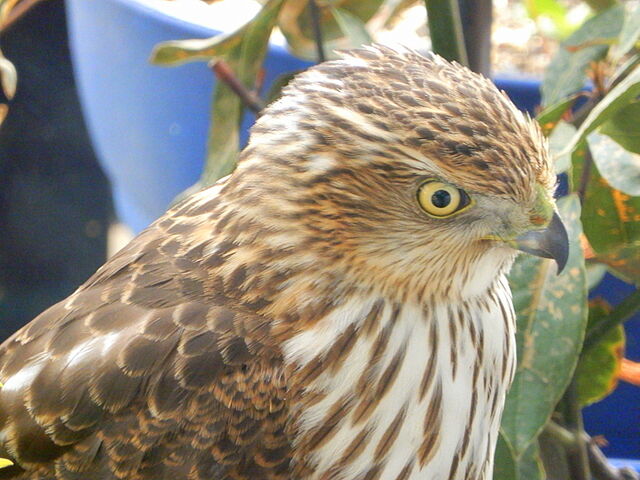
(418, 180, 469, 217)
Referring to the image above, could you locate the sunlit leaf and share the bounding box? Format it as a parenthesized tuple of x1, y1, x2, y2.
(330, 7, 372, 47)
(150, 0, 285, 66)
(564, 65, 640, 154)
(151, 29, 242, 67)
(610, 4, 640, 61)
(609, 53, 640, 90)
(278, 0, 384, 60)
(548, 121, 576, 173)
(576, 298, 624, 406)
(502, 195, 587, 457)
(587, 131, 640, 196)
(541, 5, 624, 106)
(0, 49, 16, 99)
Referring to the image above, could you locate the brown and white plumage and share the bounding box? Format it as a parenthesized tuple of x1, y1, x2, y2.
(0, 45, 567, 479)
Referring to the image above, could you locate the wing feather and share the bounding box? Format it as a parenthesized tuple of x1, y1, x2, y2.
(0, 198, 293, 479)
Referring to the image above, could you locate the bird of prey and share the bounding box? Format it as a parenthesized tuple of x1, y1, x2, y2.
(0, 45, 568, 480)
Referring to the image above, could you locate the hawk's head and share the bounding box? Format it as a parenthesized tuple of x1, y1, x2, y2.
(219, 45, 567, 304)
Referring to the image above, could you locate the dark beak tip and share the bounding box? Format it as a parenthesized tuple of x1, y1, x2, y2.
(514, 210, 570, 275)
(552, 212, 570, 275)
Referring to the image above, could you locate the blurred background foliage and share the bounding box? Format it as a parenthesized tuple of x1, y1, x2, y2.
(2, 0, 640, 479)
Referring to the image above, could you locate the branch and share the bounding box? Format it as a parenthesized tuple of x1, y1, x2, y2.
(210, 60, 264, 114)
(588, 437, 640, 480)
(545, 421, 640, 480)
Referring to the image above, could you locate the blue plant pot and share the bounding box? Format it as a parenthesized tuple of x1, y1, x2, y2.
(66, 0, 311, 232)
(66, 0, 639, 470)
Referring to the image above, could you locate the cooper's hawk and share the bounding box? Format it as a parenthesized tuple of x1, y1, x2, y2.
(0, 46, 568, 479)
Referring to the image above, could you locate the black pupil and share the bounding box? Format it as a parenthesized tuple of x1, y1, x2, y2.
(431, 190, 451, 208)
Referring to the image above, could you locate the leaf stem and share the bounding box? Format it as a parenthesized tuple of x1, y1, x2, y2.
(308, 0, 326, 63)
(544, 420, 577, 449)
(583, 289, 640, 351)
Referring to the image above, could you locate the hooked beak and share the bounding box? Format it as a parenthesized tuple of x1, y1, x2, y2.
(512, 211, 569, 274)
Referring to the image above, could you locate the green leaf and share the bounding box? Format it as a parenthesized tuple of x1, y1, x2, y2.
(600, 101, 640, 153)
(572, 144, 640, 284)
(150, 0, 286, 66)
(424, 0, 468, 66)
(502, 195, 587, 457)
(329, 7, 372, 47)
(564, 65, 640, 154)
(596, 242, 640, 284)
(548, 121, 577, 173)
(201, 0, 285, 187)
(609, 53, 640, 89)
(494, 433, 545, 480)
(587, 131, 640, 196)
(536, 95, 578, 135)
(278, 0, 384, 60)
(611, 5, 640, 61)
(576, 298, 624, 406)
(541, 5, 624, 106)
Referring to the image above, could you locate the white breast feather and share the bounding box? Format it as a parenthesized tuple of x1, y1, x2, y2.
(284, 279, 516, 480)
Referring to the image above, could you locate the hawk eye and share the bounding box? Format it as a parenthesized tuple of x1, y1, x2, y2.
(417, 180, 470, 217)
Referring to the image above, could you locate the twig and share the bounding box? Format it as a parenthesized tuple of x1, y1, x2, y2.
(210, 60, 264, 114)
(588, 437, 640, 480)
(308, 0, 326, 63)
(545, 421, 639, 480)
